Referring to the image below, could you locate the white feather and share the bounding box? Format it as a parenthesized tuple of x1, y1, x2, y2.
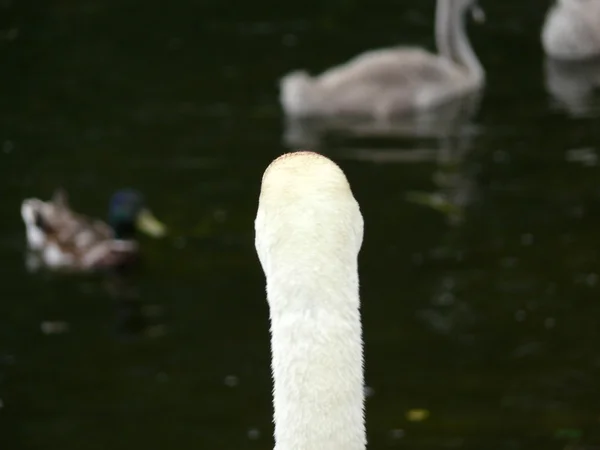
(21, 199, 47, 250)
(42, 242, 74, 267)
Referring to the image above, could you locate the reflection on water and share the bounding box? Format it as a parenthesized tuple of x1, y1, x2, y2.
(1, 0, 600, 449)
(282, 91, 482, 148)
(545, 57, 600, 117)
(403, 133, 476, 226)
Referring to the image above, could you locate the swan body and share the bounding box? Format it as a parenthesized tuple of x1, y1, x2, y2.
(542, 0, 600, 61)
(255, 151, 365, 450)
(279, 0, 484, 119)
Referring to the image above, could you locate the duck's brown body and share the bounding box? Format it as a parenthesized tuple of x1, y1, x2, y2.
(21, 190, 142, 272)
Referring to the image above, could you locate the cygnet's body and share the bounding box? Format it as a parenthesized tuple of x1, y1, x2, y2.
(255, 152, 365, 450)
(279, 0, 484, 119)
(542, 0, 600, 61)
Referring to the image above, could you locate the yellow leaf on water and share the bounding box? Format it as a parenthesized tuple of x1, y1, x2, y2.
(406, 409, 430, 422)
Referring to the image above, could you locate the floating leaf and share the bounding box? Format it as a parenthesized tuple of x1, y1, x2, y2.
(405, 191, 460, 213)
(406, 409, 430, 422)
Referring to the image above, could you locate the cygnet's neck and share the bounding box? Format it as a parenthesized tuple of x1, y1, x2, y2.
(451, 1, 485, 84)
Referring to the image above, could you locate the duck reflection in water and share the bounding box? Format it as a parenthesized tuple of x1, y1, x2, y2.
(105, 271, 167, 340)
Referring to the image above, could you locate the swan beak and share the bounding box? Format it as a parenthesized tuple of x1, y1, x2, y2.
(136, 208, 167, 238)
(470, 4, 486, 24)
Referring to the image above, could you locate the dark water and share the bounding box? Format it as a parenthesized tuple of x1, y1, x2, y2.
(2, 0, 600, 449)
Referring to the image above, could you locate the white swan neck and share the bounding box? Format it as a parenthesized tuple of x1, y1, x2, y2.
(451, 1, 484, 84)
(268, 259, 365, 450)
(435, 0, 453, 60)
(268, 276, 366, 450)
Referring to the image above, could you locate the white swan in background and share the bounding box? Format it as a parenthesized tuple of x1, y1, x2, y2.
(279, 0, 485, 119)
(542, 0, 600, 61)
(255, 151, 365, 450)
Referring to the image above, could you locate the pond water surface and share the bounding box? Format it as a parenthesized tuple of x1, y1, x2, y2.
(1, 0, 600, 449)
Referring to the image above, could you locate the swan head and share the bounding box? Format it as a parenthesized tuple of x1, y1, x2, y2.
(255, 151, 363, 297)
(279, 70, 320, 117)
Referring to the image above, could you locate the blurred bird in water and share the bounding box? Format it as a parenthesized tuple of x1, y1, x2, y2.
(279, 0, 485, 120)
(542, 0, 600, 61)
(21, 188, 166, 272)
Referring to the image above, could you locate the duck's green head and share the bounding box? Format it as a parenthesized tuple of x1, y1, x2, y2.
(108, 189, 166, 240)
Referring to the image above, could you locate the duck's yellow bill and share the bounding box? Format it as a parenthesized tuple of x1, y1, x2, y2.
(136, 208, 167, 238)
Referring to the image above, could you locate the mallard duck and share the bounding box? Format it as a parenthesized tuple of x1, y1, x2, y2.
(20, 189, 166, 272)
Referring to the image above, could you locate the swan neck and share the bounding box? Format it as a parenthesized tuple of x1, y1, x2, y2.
(435, 0, 453, 59)
(451, 2, 484, 84)
(268, 263, 365, 450)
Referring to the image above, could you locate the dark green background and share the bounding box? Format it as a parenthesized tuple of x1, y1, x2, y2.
(1, 0, 599, 449)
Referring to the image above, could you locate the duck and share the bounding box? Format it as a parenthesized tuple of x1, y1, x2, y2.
(542, 0, 600, 61)
(279, 0, 485, 120)
(21, 188, 166, 272)
(255, 152, 365, 449)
